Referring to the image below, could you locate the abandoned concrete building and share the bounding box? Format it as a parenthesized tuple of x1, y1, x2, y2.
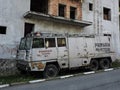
(0, 0, 119, 59)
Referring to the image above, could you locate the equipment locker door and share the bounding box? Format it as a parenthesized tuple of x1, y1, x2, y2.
(85, 37, 95, 56)
(57, 38, 69, 68)
(68, 37, 86, 68)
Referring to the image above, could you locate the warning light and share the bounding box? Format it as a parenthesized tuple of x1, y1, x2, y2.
(35, 32, 41, 37)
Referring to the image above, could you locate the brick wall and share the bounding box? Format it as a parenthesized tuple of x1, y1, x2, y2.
(48, 0, 82, 20)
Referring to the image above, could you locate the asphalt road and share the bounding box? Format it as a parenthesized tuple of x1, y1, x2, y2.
(2, 69, 120, 90)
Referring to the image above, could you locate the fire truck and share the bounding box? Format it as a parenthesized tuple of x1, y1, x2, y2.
(16, 32, 115, 78)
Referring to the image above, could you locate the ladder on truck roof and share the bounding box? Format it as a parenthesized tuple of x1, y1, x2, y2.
(26, 32, 111, 38)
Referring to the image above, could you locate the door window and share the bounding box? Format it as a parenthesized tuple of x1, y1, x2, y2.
(57, 38, 66, 47)
(45, 38, 56, 47)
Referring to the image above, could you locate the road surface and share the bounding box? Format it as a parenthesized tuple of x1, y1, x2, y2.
(2, 69, 120, 90)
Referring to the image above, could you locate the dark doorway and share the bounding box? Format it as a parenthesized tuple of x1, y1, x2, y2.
(30, 0, 48, 14)
(24, 23, 34, 36)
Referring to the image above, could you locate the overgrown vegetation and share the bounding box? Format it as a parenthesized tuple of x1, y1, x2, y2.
(112, 60, 120, 68)
(0, 60, 120, 85)
(0, 73, 41, 85)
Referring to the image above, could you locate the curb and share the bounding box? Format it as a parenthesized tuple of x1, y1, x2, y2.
(29, 79, 46, 84)
(0, 84, 9, 88)
(0, 68, 116, 89)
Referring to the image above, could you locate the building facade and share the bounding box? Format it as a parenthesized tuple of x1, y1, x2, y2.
(0, 0, 119, 59)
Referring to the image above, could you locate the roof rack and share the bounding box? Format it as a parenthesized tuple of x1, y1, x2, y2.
(25, 32, 111, 38)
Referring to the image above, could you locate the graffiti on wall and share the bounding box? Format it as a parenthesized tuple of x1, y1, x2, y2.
(0, 42, 19, 59)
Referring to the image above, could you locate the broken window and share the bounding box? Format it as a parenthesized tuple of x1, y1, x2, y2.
(30, 0, 48, 14)
(24, 23, 34, 37)
(45, 38, 56, 47)
(0, 26, 7, 34)
(70, 6, 76, 19)
(103, 7, 111, 21)
(59, 4, 66, 17)
(57, 38, 66, 47)
(89, 3, 93, 11)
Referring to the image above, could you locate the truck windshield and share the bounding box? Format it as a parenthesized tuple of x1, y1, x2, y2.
(19, 37, 32, 50)
(32, 38, 44, 48)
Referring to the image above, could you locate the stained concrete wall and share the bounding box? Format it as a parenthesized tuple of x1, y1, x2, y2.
(0, 0, 30, 59)
(0, 0, 119, 59)
(0, 0, 119, 76)
(82, 0, 120, 58)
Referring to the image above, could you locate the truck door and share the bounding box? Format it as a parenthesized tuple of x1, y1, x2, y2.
(32, 38, 57, 61)
(44, 38, 57, 60)
(57, 38, 68, 68)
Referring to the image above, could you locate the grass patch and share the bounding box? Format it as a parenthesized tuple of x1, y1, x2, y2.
(0, 74, 40, 85)
(112, 60, 120, 68)
(0, 60, 120, 85)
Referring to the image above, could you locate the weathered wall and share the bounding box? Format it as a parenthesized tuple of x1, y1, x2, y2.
(82, 0, 120, 58)
(0, 0, 119, 76)
(0, 0, 30, 59)
(0, 0, 119, 77)
(0, 0, 83, 59)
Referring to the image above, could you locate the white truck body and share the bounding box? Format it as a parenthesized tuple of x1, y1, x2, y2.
(16, 32, 115, 77)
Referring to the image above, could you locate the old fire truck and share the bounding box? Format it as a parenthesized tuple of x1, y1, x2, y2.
(16, 32, 115, 78)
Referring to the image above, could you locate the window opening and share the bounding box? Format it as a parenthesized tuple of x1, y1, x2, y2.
(0, 26, 6, 34)
(30, 0, 48, 14)
(32, 38, 44, 48)
(70, 6, 76, 19)
(89, 3, 93, 11)
(103, 7, 111, 20)
(45, 38, 56, 47)
(59, 4, 66, 17)
(57, 38, 66, 47)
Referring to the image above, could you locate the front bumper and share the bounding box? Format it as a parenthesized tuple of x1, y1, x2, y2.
(16, 60, 46, 71)
(16, 60, 31, 71)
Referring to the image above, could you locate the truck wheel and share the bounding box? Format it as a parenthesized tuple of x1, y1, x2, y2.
(43, 64, 59, 78)
(100, 59, 110, 69)
(90, 60, 99, 71)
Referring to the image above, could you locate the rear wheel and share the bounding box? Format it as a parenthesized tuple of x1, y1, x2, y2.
(43, 64, 59, 78)
(100, 59, 110, 69)
(90, 60, 99, 71)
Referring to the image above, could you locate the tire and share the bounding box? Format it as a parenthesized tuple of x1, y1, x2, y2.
(90, 60, 99, 71)
(18, 69, 28, 75)
(43, 64, 59, 78)
(100, 59, 110, 69)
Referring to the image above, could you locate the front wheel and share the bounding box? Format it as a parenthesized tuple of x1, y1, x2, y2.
(43, 64, 59, 78)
